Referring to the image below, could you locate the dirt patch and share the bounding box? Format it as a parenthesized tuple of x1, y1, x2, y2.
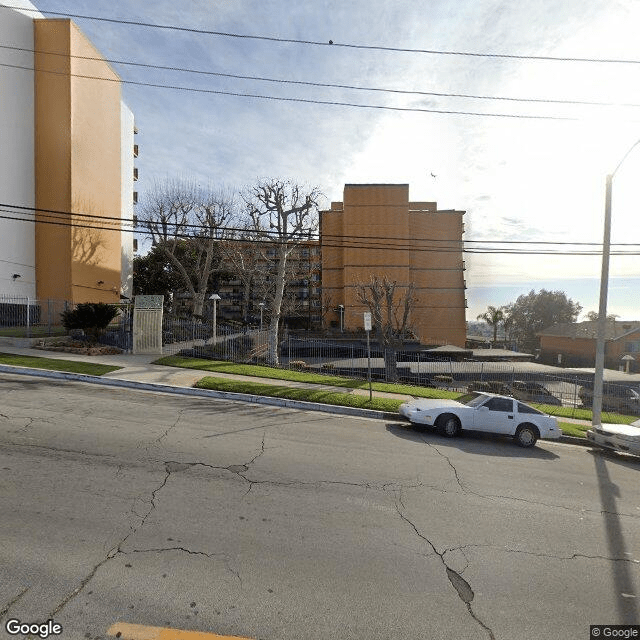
(34, 341, 123, 356)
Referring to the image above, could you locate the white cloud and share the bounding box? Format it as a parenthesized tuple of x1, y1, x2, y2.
(29, 0, 640, 315)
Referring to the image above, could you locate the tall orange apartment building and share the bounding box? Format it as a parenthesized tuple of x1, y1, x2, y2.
(1, 2, 136, 304)
(321, 184, 467, 347)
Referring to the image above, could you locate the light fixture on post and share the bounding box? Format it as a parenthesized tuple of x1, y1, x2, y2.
(622, 354, 635, 375)
(592, 138, 640, 428)
(209, 293, 221, 345)
(338, 304, 345, 333)
(258, 301, 266, 331)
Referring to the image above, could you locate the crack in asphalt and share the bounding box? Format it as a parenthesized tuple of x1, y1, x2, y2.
(152, 408, 187, 447)
(395, 505, 495, 640)
(11, 417, 37, 434)
(5, 439, 639, 523)
(413, 437, 640, 521)
(125, 546, 221, 558)
(159, 457, 385, 495)
(246, 432, 266, 467)
(0, 586, 30, 622)
(45, 432, 274, 617)
(124, 546, 243, 588)
(416, 434, 485, 498)
(48, 464, 173, 618)
(442, 543, 640, 565)
(0, 442, 118, 461)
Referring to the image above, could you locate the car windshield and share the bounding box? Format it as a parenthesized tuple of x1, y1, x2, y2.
(457, 392, 488, 407)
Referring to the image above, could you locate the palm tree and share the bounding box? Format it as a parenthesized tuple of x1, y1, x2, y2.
(477, 305, 505, 345)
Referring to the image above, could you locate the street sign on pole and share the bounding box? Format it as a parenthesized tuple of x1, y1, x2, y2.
(364, 312, 372, 401)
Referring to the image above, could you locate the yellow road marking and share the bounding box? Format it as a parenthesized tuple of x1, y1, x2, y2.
(107, 622, 254, 640)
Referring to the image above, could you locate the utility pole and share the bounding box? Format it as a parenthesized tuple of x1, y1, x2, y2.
(592, 139, 640, 427)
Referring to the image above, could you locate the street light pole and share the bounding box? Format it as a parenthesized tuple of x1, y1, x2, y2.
(209, 293, 221, 345)
(338, 304, 344, 333)
(259, 302, 265, 332)
(592, 139, 640, 427)
(592, 175, 612, 428)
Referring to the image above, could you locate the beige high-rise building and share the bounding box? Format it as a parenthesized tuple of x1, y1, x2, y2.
(321, 184, 467, 346)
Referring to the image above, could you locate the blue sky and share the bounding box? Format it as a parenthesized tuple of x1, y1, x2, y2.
(16, 0, 640, 320)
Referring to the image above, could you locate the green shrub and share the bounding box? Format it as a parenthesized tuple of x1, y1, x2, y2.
(60, 303, 119, 343)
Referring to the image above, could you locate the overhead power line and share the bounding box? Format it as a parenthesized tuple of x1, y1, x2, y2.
(2, 3, 640, 66)
(2, 44, 638, 110)
(3, 208, 640, 257)
(5, 202, 640, 248)
(0, 61, 581, 121)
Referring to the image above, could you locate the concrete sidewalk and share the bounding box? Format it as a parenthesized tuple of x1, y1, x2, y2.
(0, 344, 592, 443)
(0, 344, 415, 400)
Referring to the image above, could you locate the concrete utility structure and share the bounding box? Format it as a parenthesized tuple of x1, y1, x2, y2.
(321, 184, 467, 346)
(0, 1, 136, 303)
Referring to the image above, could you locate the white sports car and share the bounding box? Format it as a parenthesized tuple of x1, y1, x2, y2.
(587, 419, 640, 456)
(399, 392, 562, 448)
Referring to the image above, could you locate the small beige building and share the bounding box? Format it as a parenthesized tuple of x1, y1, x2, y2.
(321, 184, 467, 347)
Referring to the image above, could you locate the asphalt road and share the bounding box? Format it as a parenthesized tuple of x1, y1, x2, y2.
(0, 372, 639, 640)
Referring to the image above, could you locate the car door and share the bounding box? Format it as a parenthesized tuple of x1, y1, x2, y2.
(473, 396, 516, 434)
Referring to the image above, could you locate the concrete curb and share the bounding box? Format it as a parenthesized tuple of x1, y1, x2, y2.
(0, 363, 592, 445)
(0, 364, 398, 421)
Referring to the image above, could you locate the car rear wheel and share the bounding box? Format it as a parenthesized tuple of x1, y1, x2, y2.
(439, 414, 460, 438)
(515, 424, 538, 448)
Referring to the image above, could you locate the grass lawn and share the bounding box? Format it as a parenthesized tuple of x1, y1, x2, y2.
(0, 352, 121, 376)
(156, 356, 461, 399)
(195, 377, 595, 439)
(0, 326, 66, 337)
(156, 356, 638, 429)
(537, 404, 636, 425)
(195, 377, 404, 413)
(557, 422, 590, 438)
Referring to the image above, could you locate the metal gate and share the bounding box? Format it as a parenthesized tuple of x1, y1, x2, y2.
(133, 295, 163, 355)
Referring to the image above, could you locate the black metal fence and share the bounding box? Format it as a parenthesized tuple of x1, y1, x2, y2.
(158, 323, 640, 417)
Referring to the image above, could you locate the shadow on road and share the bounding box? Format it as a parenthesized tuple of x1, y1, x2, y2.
(592, 450, 639, 623)
(385, 422, 560, 460)
(587, 446, 640, 471)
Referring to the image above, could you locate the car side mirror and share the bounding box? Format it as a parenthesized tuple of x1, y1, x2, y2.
(478, 406, 489, 411)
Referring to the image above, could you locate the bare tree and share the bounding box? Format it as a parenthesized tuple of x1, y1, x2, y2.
(220, 226, 266, 323)
(244, 179, 322, 365)
(139, 179, 236, 318)
(356, 276, 416, 382)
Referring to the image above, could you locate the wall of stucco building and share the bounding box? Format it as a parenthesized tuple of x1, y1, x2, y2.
(0, 1, 43, 298)
(34, 19, 122, 303)
(321, 184, 467, 346)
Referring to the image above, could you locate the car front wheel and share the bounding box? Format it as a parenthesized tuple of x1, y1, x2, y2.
(515, 424, 538, 448)
(439, 414, 460, 438)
